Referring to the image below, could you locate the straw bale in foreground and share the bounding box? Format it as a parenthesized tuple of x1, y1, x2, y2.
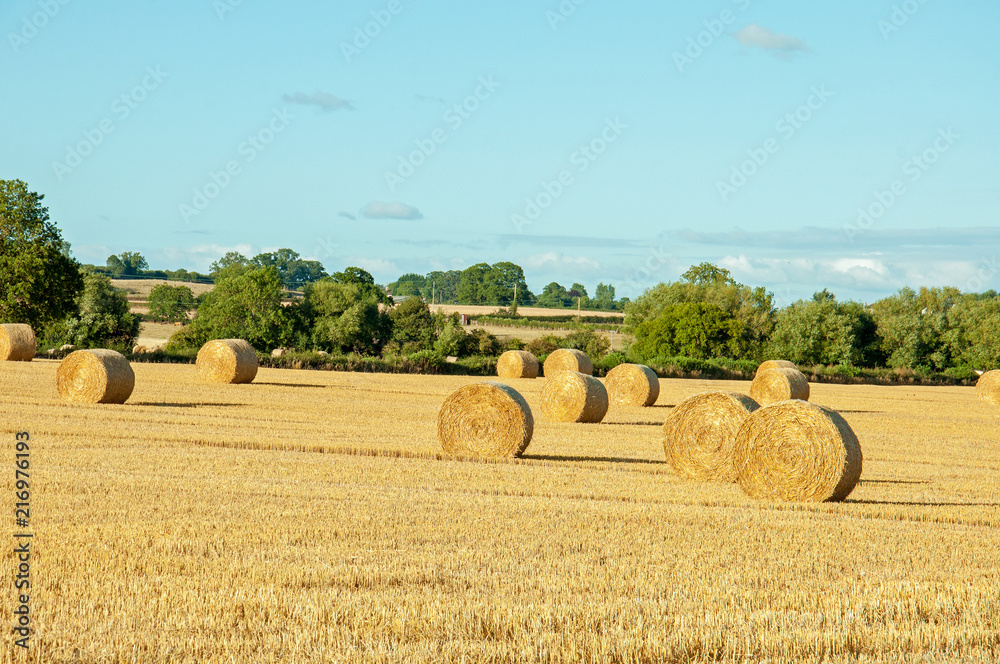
(605, 363, 659, 407)
(437, 382, 534, 458)
(56, 349, 135, 404)
(540, 371, 608, 423)
(976, 370, 1000, 407)
(0, 324, 35, 362)
(734, 400, 863, 502)
(663, 392, 760, 482)
(750, 367, 810, 405)
(196, 339, 258, 384)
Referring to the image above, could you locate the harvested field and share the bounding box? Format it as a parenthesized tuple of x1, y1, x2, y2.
(1, 361, 999, 663)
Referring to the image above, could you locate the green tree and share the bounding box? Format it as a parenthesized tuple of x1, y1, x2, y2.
(768, 294, 882, 367)
(625, 262, 774, 359)
(387, 296, 435, 353)
(210, 251, 252, 281)
(424, 270, 462, 304)
(594, 283, 616, 309)
(106, 252, 148, 277)
(536, 282, 571, 308)
(61, 273, 141, 350)
(387, 273, 426, 298)
(870, 286, 960, 370)
(457, 263, 490, 304)
(253, 248, 327, 287)
(330, 267, 392, 305)
(434, 319, 468, 356)
(147, 284, 196, 323)
(944, 295, 1000, 370)
(186, 267, 296, 351)
(0, 179, 85, 329)
(630, 302, 746, 361)
(305, 280, 392, 355)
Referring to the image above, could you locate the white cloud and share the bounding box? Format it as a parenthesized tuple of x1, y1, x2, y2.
(344, 257, 399, 280)
(731, 24, 810, 56)
(361, 201, 424, 220)
(523, 251, 601, 271)
(281, 92, 354, 112)
(160, 243, 257, 272)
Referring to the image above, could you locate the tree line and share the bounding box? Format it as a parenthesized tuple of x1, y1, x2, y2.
(3, 179, 998, 377)
(387, 266, 626, 311)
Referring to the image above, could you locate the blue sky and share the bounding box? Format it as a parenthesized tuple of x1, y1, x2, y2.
(2, 0, 998, 304)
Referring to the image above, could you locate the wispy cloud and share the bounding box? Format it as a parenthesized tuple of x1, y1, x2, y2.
(523, 251, 602, 272)
(281, 92, 354, 112)
(731, 24, 810, 57)
(338, 211, 357, 221)
(361, 201, 424, 220)
(415, 94, 447, 105)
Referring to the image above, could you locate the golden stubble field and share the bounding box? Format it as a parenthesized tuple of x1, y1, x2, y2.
(1, 360, 999, 663)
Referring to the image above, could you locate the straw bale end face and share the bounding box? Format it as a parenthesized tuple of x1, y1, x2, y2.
(605, 363, 659, 407)
(750, 367, 810, 405)
(734, 399, 863, 502)
(976, 370, 1000, 407)
(196, 339, 259, 384)
(542, 348, 593, 376)
(437, 382, 534, 458)
(663, 392, 759, 482)
(56, 349, 135, 404)
(497, 350, 539, 379)
(0, 324, 36, 362)
(540, 371, 608, 423)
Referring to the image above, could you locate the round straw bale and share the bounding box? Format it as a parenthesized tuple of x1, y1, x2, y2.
(755, 359, 796, 375)
(976, 370, 1000, 407)
(605, 363, 660, 407)
(0, 324, 35, 362)
(56, 349, 135, 404)
(132, 345, 147, 355)
(497, 350, 539, 379)
(437, 382, 533, 458)
(543, 348, 593, 376)
(734, 400, 863, 502)
(540, 371, 608, 423)
(750, 367, 810, 405)
(196, 339, 258, 384)
(663, 392, 760, 482)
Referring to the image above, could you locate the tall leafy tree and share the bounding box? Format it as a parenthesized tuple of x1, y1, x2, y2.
(0, 179, 84, 329)
(625, 262, 774, 359)
(210, 251, 252, 281)
(253, 248, 327, 287)
(457, 263, 491, 304)
(147, 284, 196, 323)
(305, 279, 392, 355)
(536, 282, 571, 308)
(424, 270, 462, 304)
(387, 296, 435, 353)
(186, 266, 297, 350)
(630, 302, 746, 361)
(768, 293, 882, 367)
(330, 266, 392, 305)
(61, 273, 141, 349)
(870, 286, 961, 370)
